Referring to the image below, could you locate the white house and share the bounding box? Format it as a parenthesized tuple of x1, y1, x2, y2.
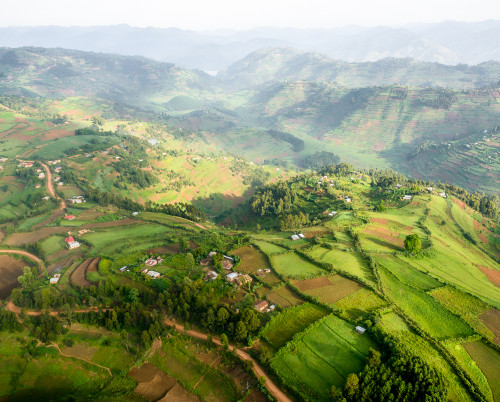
(146, 271, 161, 279)
(355, 326, 366, 334)
(226, 272, 239, 282)
(68, 241, 81, 250)
(291, 234, 300, 241)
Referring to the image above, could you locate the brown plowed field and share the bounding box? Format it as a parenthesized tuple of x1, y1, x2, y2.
(129, 363, 178, 401)
(70, 258, 100, 287)
(477, 265, 500, 288)
(480, 308, 500, 345)
(5, 227, 69, 246)
(0, 255, 31, 298)
(159, 383, 198, 401)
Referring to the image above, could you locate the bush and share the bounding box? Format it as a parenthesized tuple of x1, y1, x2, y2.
(404, 234, 421, 254)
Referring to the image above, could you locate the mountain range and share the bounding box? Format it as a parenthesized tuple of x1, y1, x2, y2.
(1, 20, 500, 71)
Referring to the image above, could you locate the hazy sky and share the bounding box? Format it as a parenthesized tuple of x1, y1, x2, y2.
(1, 0, 499, 30)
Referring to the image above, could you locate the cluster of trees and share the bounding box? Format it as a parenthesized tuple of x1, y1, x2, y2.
(65, 137, 116, 157)
(267, 129, 305, 152)
(279, 212, 310, 230)
(304, 151, 340, 169)
(333, 348, 447, 401)
(250, 182, 296, 216)
(0, 309, 23, 332)
(441, 184, 499, 220)
(318, 162, 354, 177)
(418, 89, 457, 110)
(114, 159, 158, 188)
(404, 234, 422, 254)
(229, 159, 270, 187)
(368, 168, 408, 188)
(163, 281, 261, 343)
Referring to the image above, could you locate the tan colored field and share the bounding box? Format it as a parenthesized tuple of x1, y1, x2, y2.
(129, 362, 178, 401)
(5, 226, 69, 246)
(61, 343, 96, 361)
(477, 265, 500, 287)
(293, 275, 361, 304)
(479, 308, 500, 345)
(232, 245, 270, 274)
(0, 255, 31, 298)
(266, 286, 303, 308)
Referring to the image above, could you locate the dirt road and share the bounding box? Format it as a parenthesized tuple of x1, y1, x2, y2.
(41, 163, 66, 209)
(0, 249, 43, 268)
(164, 318, 292, 402)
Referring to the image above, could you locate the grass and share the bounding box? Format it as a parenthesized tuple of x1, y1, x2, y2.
(266, 286, 304, 308)
(335, 288, 388, 320)
(306, 246, 376, 286)
(293, 275, 361, 305)
(231, 245, 271, 273)
(40, 235, 64, 256)
(261, 303, 329, 349)
(270, 314, 378, 400)
(462, 341, 500, 402)
(16, 213, 51, 231)
(373, 255, 442, 291)
(253, 240, 287, 256)
(429, 286, 493, 339)
(271, 252, 327, 278)
(84, 223, 173, 256)
(378, 265, 475, 340)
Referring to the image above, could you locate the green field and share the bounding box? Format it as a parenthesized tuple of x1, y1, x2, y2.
(271, 314, 378, 400)
(40, 235, 65, 256)
(463, 341, 500, 402)
(335, 288, 388, 320)
(261, 303, 329, 349)
(265, 286, 304, 308)
(378, 265, 474, 340)
(253, 240, 287, 255)
(271, 252, 327, 278)
(306, 246, 376, 286)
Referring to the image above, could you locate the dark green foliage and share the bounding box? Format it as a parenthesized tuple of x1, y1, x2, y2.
(279, 212, 310, 230)
(404, 234, 422, 254)
(29, 311, 65, 343)
(0, 309, 23, 332)
(304, 151, 340, 169)
(250, 181, 296, 216)
(336, 348, 448, 402)
(267, 129, 305, 152)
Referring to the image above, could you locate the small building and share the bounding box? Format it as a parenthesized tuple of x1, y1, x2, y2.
(43, 196, 50, 201)
(50, 274, 61, 284)
(68, 241, 81, 250)
(38, 172, 45, 179)
(254, 300, 269, 312)
(64, 236, 75, 243)
(204, 271, 218, 281)
(223, 255, 235, 262)
(402, 195, 412, 200)
(200, 257, 211, 266)
(345, 197, 352, 203)
(328, 211, 337, 217)
(146, 271, 161, 279)
(119, 266, 128, 272)
(222, 260, 234, 270)
(35, 184, 41, 189)
(156, 256, 164, 263)
(355, 326, 366, 334)
(226, 272, 239, 283)
(298, 233, 305, 239)
(64, 215, 75, 221)
(145, 259, 158, 267)
(427, 187, 433, 191)
(208, 251, 217, 257)
(439, 192, 446, 198)
(291, 234, 300, 241)
(132, 212, 139, 216)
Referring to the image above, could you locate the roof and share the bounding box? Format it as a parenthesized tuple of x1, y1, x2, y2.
(254, 300, 269, 311)
(64, 236, 75, 243)
(226, 272, 239, 280)
(64, 215, 75, 220)
(291, 235, 300, 240)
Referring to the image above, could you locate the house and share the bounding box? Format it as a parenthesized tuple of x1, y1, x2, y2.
(132, 212, 139, 216)
(402, 195, 412, 201)
(254, 300, 269, 312)
(38, 172, 45, 179)
(395, 184, 402, 188)
(58, 182, 64, 186)
(68, 241, 81, 250)
(226, 272, 239, 283)
(439, 192, 446, 198)
(345, 197, 352, 203)
(427, 187, 433, 191)
(146, 271, 161, 279)
(64, 215, 75, 221)
(54, 176, 61, 182)
(291, 234, 300, 241)
(223, 255, 235, 262)
(298, 233, 305, 239)
(145, 259, 158, 267)
(64, 236, 75, 243)
(355, 326, 366, 334)
(208, 251, 217, 257)
(156, 256, 164, 264)
(236, 274, 252, 286)
(222, 260, 234, 270)
(119, 266, 128, 272)
(49, 274, 61, 284)
(200, 258, 212, 266)
(43, 196, 50, 201)
(264, 269, 271, 273)
(204, 271, 218, 281)
(328, 211, 337, 217)
(35, 184, 41, 189)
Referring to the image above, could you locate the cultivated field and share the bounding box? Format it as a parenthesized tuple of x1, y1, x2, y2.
(271, 314, 378, 400)
(0, 255, 32, 298)
(293, 275, 361, 304)
(463, 341, 500, 402)
(335, 288, 388, 320)
(265, 286, 304, 308)
(271, 252, 327, 278)
(261, 303, 329, 349)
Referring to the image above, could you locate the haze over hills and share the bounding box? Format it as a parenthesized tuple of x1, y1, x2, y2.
(1, 20, 500, 71)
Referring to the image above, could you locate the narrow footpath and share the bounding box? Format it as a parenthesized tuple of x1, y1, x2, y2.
(164, 318, 292, 402)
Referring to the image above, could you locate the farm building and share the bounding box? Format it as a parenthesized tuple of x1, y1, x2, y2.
(35, 184, 41, 188)
(328, 211, 337, 217)
(68, 196, 86, 204)
(355, 326, 366, 334)
(49, 274, 61, 284)
(223, 255, 235, 261)
(298, 233, 305, 239)
(119, 266, 128, 272)
(67, 241, 81, 250)
(64, 236, 75, 243)
(427, 187, 433, 191)
(144, 259, 158, 267)
(402, 195, 412, 200)
(345, 197, 352, 203)
(204, 271, 218, 281)
(200, 257, 211, 266)
(254, 300, 269, 312)
(222, 260, 234, 270)
(146, 271, 161, 279)
(38, 172, 45, 179)
(226, 272, 239, 283)
(208, 251, 217, 257)
(64, 215, 75, 221)
(291, 235, 300, 240)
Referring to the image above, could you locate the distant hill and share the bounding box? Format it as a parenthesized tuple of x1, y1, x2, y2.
(1, 21, 500, 71)
(218, 47, 500, 90)
(0, 47, 219, 108)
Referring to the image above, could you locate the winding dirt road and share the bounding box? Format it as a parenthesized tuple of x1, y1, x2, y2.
(0, 249, 44, 268)
(164, 318, 292, 402)
(41, 163, 66, 209)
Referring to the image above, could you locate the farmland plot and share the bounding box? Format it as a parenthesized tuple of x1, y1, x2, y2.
(293, 275, 361, 304)
(271, 252, 327, 278)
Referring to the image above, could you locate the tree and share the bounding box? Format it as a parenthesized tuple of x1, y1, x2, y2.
(18, 266, 37, 291)
(344, 373, 359, 399)
(404, 234, 422, 254)
(220, 333, 229, 350)
(234, 321, 248, 341)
